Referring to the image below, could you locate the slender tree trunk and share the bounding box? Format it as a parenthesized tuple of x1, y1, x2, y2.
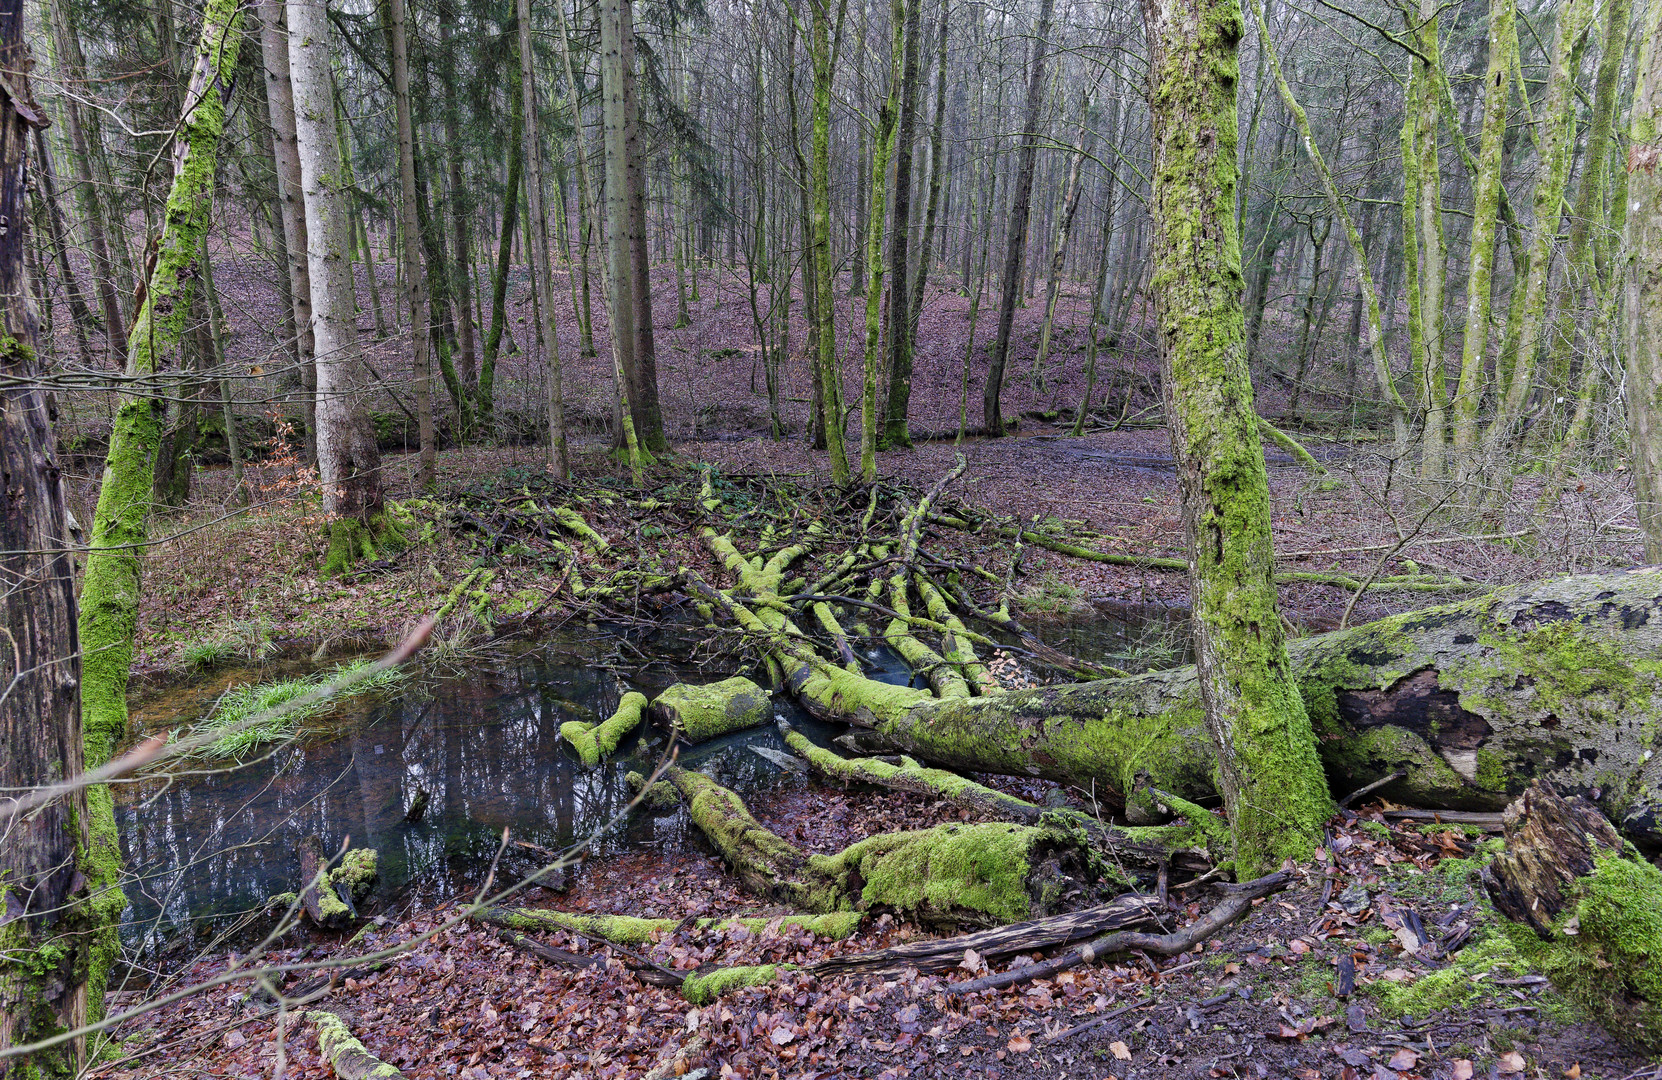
(908, 0, 950, 337)
(1405, 4, 1448, 480)
(384, 0, 436, 487)
(982, 0, 1054, 436)
(480, 64, 524, 439)
(31, 129, 93, 358)
(257, 0, 317, 465)
(439, 7, 478, 399)
(521, 0, 571, 477)
(811, 0, 852, 484)
(1626, 0, 1662, 560)
(881, 0, 923, 448)
(859, 0, 903, 481)
(1031, 103, 1093, 387)
(1451, 0, 1515, 483)
(289, 0, 387, 573)
(47, 0, 128, 360)
(1143, 0, 1331, 873)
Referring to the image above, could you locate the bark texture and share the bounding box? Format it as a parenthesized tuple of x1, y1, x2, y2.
(1628, 0, 1662, 561)
(1142, 0, 1331, 872)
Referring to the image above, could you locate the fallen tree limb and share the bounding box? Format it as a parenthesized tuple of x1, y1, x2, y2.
(809, 892, 1163, 978)
(309, 1010, 407, 1080)
(560, 691, 647, 766)
(942, 870, 1294, 995)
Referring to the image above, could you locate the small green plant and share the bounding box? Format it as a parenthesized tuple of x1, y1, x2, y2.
(181, 637, 237, 669)
(187, 660, 406, 760)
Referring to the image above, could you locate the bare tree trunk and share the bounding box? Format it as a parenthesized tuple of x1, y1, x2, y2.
(908, 0, 950, 337)
(384, 0, 436, 488)
(810, 0, 853, 484)
(523, 0, 571, 477)
(1626, 0, 1662, 560)
(0, 2, 97, 1061)
(881, 0, 923, 449)
(439, 7, 478, 400)
(982, 0, 1054, 436)
(288, 0, 387, 573)
(257, 0, 318, 465)
(1143, 0, 1331, 872)
(479, 63, 523, 439)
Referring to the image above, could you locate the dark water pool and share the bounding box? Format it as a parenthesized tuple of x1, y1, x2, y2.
(117, 607, 1186, 952)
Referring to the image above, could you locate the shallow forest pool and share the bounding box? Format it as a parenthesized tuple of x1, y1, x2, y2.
(117, 603, 1185, 956)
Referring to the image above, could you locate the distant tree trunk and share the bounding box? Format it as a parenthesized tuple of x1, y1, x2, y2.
(881, 0, 923, 449)
(383, 0, 436, 487)
(31, 129, 93, 358)
(982, 0, 1054, 436)
(1626, 0, 1662, 561)
(256, 0, 317, 464)
(520, 0, 570, 478)
(0, 2, 97, 1064)
(439, 7, 478, 401)
(288, 0, 388, 574)
(72, 0, 244, 1043)
(1031, 103, 1093, 387)
(908, 0, 950, 337)
(602, 0, 668, 454)
(1450, 0, 1514, 482)
(479, 62, 523, 439)
(810, 0, 852, 484)
(1143, 0, 1331, 873)
(47, 0, 128, 360)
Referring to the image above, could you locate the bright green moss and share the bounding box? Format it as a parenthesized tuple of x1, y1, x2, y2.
(820, 821, 1037, 927)
(331, 848, 378, 900)
(309, 1011, 404, 1078)
(1378, 932, 1531, 1019)
(654, 677, 770, 743)
(561, 692, 648, 766)
(681, 964, 780, 1004)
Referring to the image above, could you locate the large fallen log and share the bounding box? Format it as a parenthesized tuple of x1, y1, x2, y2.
(772, 570, 1662, 848)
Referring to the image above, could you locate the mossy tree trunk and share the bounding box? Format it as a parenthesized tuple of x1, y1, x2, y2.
(287, 0, 388, 575)
(0, 5, 98, 1064)
(1627, 0, 1662, 561)
(1141, 0, 1331, 873)
(808, 0, 851, 484)
(72, 0, 243, 1042)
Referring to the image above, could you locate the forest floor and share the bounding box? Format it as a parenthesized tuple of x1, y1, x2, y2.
(77, 261, 1662, 1079)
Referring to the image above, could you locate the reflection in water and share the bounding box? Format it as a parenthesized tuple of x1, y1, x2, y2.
(118, 609, 1168, 949)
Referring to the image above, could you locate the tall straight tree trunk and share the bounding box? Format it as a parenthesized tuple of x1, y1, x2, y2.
(1143, 0, 1331, 873)
(858, 0, 903, 481)
(1404, 3, 1448, 480)
(810, 0, 852, 484)
(31, 129, 94, 358)
(881, 0, 923, 448)
(908, 0, 950, 335)
(257, 0, 318, 464)
(982, 0, 1054, 436)
(480, 61, 524, 439)
(557, 0, 641, 479)
(288, 0, 387, 575)
(72, 0, 244, 1041)
(1625, 0, 1662, 560)
(0, 1, 97, 1065)
(1451, 0, 1515, 484)
(438, 7, 478, 399)
(384, 0, 435, 487)
(522, 0, 570, 477)
(600, 0, 667, 453)
(1031, 101, 1094, 385)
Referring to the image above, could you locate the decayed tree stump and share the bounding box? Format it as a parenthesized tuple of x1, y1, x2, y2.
(1482, 781, 1662, 1053)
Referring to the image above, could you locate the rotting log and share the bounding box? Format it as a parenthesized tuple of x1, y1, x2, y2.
(664, 765, 1114, 928)
(309, 1010, 406, 1080)
(755, 571, 1662, 848)
(651, 677, 770, 743)
(1482, 781, 1662, 1053)
(480, 906, 863, 944)
(561, 690, 647, 765)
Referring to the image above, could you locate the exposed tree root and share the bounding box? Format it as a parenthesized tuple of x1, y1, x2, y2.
(943, 869, 1295, 995)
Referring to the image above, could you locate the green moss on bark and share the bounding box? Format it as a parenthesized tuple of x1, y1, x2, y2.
(652, 677, 770, 743)
(681, 964, 781, 1004)
(562, 691, 647, 765)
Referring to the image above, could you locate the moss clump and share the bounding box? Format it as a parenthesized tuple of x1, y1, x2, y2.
(1501, 852, 1662, 1053)
(561, 692, 648, 766)
(309, 1010, 405, 1078)
(680, 964, 780, 1004)
(322, 509, 407, 579)
(1378, 932, 1531, 1019)
(819, 822, 1038, 927)
(331, 848, 377, 900)
(652, 677, 771, 743)
(625, 770, 680, 811)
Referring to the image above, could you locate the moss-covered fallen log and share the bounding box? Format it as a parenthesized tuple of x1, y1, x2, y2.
(663, 765, 1113, 928)
(765, 572, 1662, 847)
(651, 677, 770, 743)
(309, 1010, 407, 1080)
(480, 906, 863, 944)
(560, 691, 646, 765)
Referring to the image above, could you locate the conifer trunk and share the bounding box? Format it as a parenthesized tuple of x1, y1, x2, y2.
(384, 0, 436, 487)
